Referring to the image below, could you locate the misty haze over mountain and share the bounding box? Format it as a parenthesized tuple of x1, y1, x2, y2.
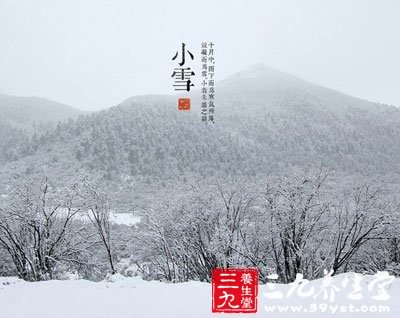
(1, 64, 399, 186)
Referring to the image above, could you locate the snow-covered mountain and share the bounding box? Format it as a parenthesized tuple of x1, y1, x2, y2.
(1, 64, 400, 178)
(0, 93, 83, 129)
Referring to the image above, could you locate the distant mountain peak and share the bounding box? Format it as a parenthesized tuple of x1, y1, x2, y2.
(218, 63, 308, 94)
(229, 63, 292, 76)
(214, 64, 377, 114)
(241, 63, 282, 74)
(0, 93, 83, 130)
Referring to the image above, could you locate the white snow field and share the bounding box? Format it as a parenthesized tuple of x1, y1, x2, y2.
(58, 209, 141, 226)
(0, 273, 398, 318)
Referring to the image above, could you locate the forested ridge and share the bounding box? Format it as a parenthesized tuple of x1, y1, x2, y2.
(1, 66, 400, 180)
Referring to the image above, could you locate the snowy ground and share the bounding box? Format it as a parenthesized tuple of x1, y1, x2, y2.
(0, 273, 398, 318)
(58, 208, 141, 226)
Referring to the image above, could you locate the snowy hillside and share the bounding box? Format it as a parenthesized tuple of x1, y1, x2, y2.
(0, 273, 398, 318)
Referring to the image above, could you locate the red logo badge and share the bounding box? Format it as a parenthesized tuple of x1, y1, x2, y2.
(212, 268, 258, 313)
(178, 98, 191, 110)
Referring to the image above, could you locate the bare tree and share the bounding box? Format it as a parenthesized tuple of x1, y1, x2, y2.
(83, 181, 116, 275)
(330, 182, 388, 274)
(264, 169, 331, 283)
(0, 177, 86, 281)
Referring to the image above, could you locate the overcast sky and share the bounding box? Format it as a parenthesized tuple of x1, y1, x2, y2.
(0, 0, 399, 110)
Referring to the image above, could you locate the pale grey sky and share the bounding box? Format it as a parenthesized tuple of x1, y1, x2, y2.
(0, 0, 399, 110)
